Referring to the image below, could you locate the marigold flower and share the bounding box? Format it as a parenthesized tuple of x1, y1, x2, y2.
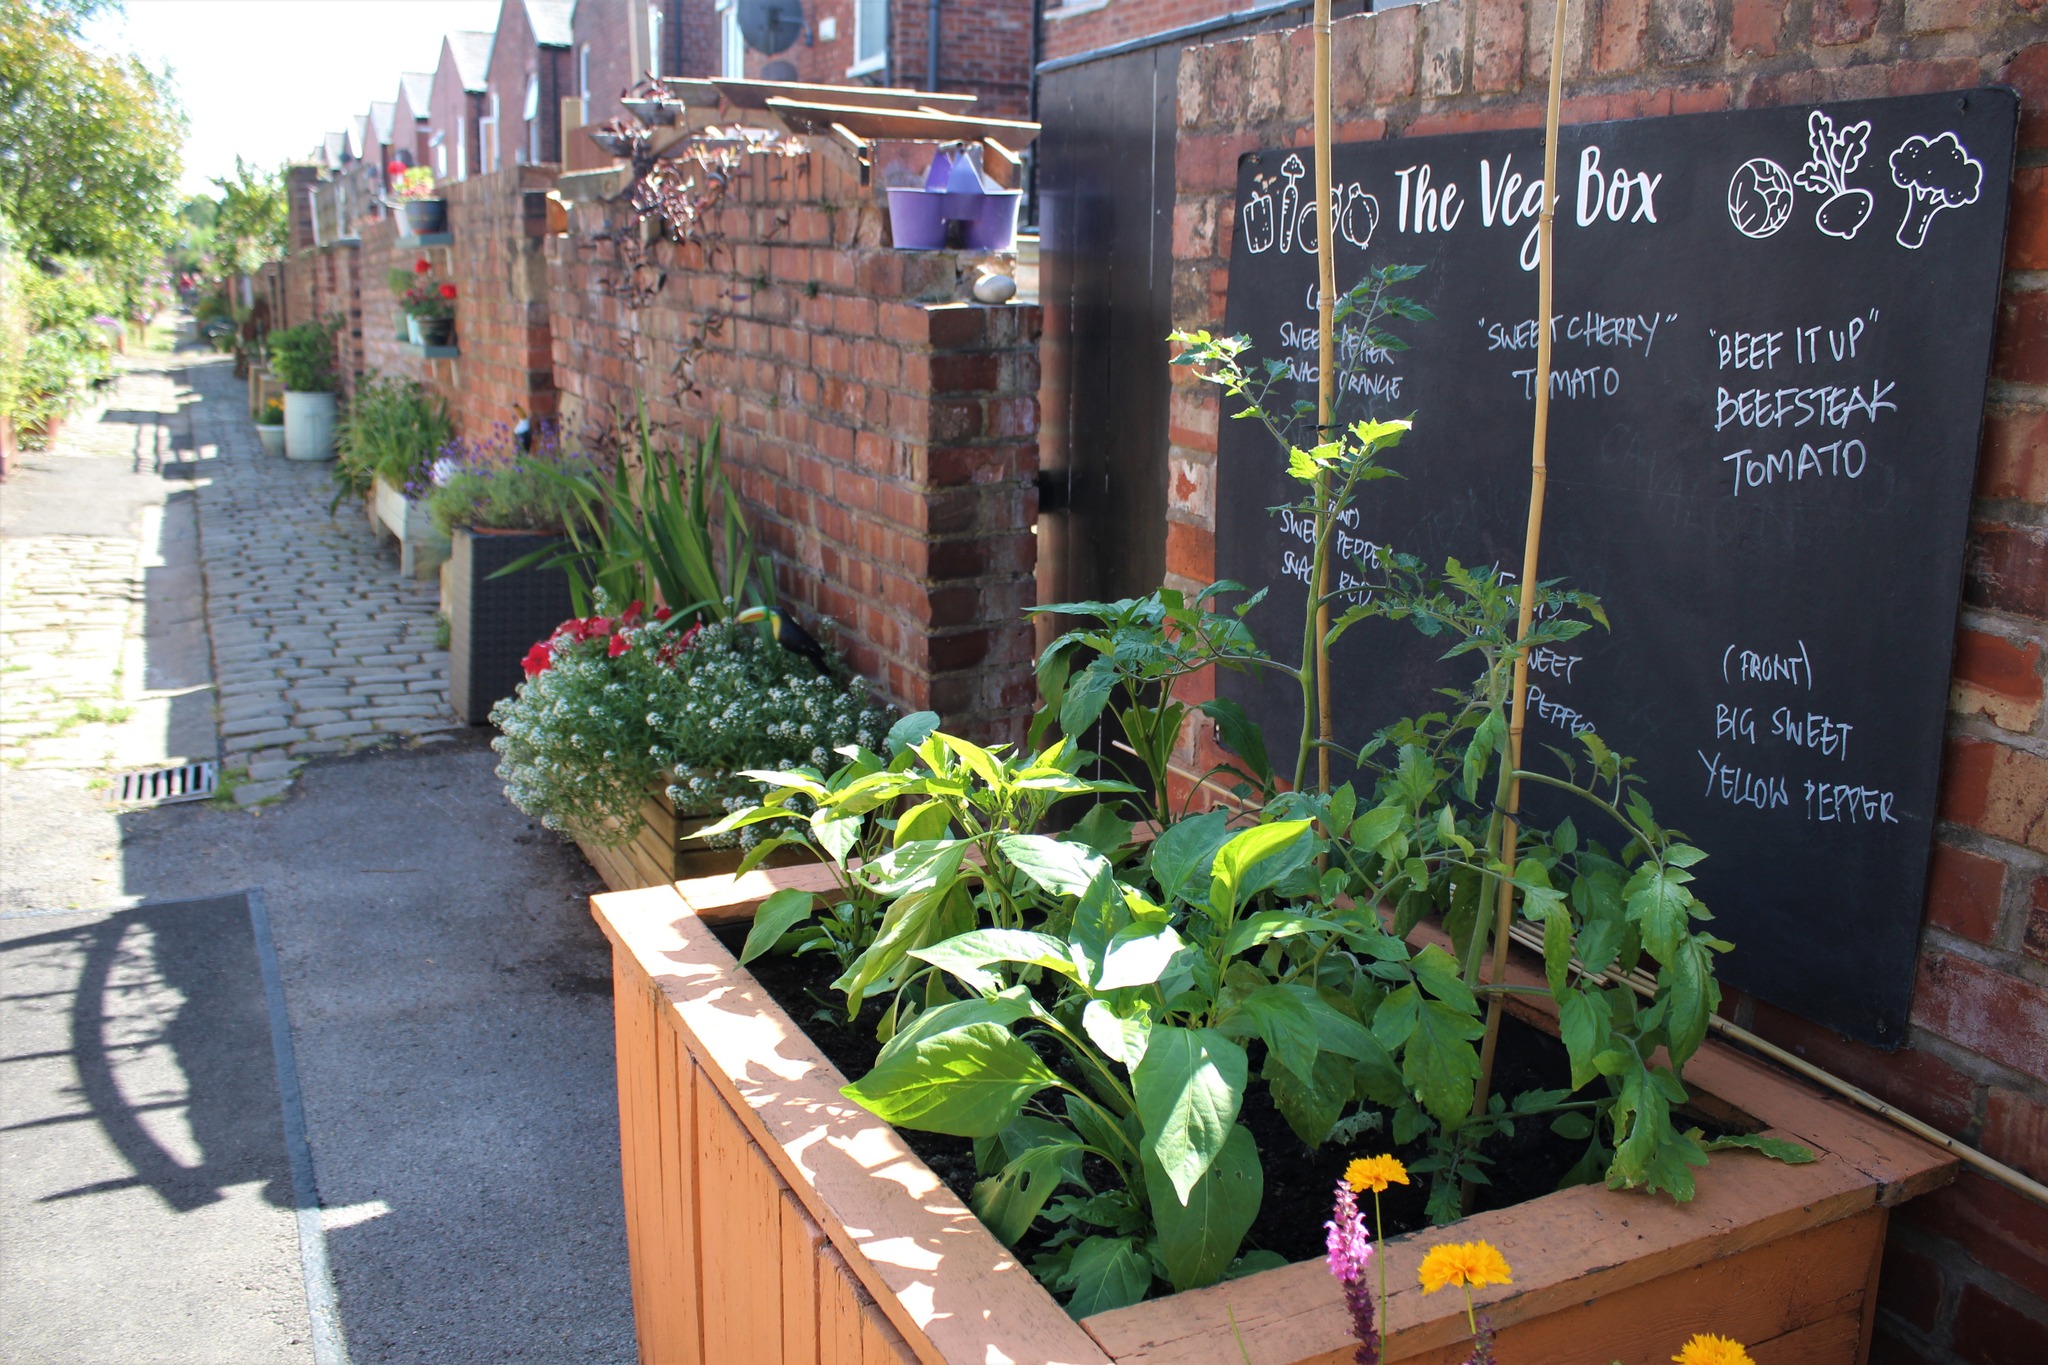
(1417, 1241, 1512, 1295)
(414, 257, 432, 274)
(438, 282, 457, 300)
(1672, 1334, 1754, 1365)
(1345, 1154, 1409, 1194)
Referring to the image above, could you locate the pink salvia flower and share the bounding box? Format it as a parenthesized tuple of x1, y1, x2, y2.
(1325, 1180, 1379, 1365)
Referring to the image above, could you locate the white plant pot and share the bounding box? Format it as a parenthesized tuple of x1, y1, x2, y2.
(255, 423, 286, 457)
(282, 391, 337, 461)
(406, 315, 423, 346)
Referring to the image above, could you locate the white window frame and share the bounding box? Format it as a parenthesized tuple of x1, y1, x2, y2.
(482, 91, 499, 171)
(433, 131, 446, 178)
(716, 0, 742, 79)
(647, 8, 663, 79)
(849, 0, 887, 77)
(579, 44, 591, 121)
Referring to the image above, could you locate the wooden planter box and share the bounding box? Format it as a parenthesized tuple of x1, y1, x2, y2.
(592, 868, 1956, 1365)
(575, 785, 785, 893)
(447, 526, 574, 725)
(370, 474, 451, 580)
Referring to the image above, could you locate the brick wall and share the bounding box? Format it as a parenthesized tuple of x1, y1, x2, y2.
(547, 135, 1040, 740)
(887, 0, 1036, 116)
(1041, 0, 1242, 63)
(1166, 3, 2048, 1360)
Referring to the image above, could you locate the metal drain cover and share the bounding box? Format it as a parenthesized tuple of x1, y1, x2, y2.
(108, 760, 219, 806)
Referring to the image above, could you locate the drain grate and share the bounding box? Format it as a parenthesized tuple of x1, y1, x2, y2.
(109, 760, 219, 806)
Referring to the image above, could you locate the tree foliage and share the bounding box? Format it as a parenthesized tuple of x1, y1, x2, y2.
(207, 158, 286, 277)
(0, 0, 186, 268)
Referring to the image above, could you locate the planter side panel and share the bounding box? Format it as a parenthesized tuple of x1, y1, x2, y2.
(448, 529, 573, 724)
(611, 954, 916, 1365)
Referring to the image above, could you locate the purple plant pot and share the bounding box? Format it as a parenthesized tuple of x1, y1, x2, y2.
(886, 189, 948, 250)
(964, 191, 1023, 251)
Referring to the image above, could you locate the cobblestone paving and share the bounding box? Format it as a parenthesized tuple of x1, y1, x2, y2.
(184, 357, 459, 803)
(0, 370, 172, 772)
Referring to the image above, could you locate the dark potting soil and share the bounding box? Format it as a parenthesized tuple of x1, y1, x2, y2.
(717, 923, 1602, 1268)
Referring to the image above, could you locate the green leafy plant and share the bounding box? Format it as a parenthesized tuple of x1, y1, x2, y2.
(258, 395, 283, 425)
(267, 318, 338, 393)
(510, 401, 769, 622)
(333, 371, 452, 498)
(421, 420, 588, 535)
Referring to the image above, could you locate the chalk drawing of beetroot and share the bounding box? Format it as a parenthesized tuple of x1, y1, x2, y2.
(1792, 109, 1873, 241)
(1889, 131, 1983, 250)
(1242, 174, 1277, 253)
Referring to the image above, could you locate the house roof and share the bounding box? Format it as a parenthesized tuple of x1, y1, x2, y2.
(348, 115, 368, 159)
(398, 71, 433, 116)
(447, 30, 494, 92)
(322, 131, 348, 167)
(525, 0, 573, 48)
(368, 100, 396, 146)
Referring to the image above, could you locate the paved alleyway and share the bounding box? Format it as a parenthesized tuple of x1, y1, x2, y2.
(183, 358, 457, 802)
(2, 338, 633, 1364)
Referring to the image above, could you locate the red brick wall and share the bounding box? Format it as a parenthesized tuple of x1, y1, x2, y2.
(547, 138, 1040, 740)
(1167, 4, 2048, 1360)
(1041, 0, 1242, 63)
(886, 0, 1036, 116)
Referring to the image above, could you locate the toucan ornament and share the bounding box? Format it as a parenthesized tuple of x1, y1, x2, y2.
(733, 605, 827, 672)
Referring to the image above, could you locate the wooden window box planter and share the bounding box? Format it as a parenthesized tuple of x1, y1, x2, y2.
(369, 473, 451, 580)
(592, 869, 1955, 1365)
(576, 785, 809, 894)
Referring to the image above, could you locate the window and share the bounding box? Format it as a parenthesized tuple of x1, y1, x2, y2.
(433, 131, 446, 178)
(647, 8, 662, 79)
(716, 0, 742, 79)
(523, 73, 540, 164)
(851, 0, 887, 75)
(457, 123, 468, 180)
(482, 91, 499, 171)
(579, 44, 591, 121)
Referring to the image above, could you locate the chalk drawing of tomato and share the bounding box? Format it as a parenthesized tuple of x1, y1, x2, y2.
(1727, 157, 1795, 239)
(1793, 110, 1873, 241)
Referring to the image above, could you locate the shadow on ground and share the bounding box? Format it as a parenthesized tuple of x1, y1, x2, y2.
(109, 735, 634, 1364)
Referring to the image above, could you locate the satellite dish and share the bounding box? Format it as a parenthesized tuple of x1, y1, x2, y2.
(739, 0, 804, 56)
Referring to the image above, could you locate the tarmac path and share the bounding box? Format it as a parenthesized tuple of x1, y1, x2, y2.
(1, 334, 633, 1363)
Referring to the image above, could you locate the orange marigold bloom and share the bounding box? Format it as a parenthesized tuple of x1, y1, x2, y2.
(1672, 1334, 1755, 1365)
(1417, 1240, 1512, 1294)
(1344, 1154, 1410, 1194)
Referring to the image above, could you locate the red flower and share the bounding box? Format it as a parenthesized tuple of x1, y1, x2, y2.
(521, 641, 552, 677)
(621, 600, 645, 625)
(438, 282, 457, 300)
(387, 159, 407, 177)
(676, 622, 703, 650)
(651, 605, 672, 622)
(414, 257, 432, 275)
(585, 616, 612, 637)
(608, 633, 631, 658)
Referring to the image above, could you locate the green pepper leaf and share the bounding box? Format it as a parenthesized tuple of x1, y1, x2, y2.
(1061, 1235, 1153, 1318)
(738, 888, 816, 965)
(1147, 1124, 1261, 1291)
(843, 1020, 1060, 1138)
(1133, 1026, 1246, 1204)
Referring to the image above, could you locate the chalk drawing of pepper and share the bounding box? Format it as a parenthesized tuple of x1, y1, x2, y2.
(1242, 173, 1277, 253)
(1889, 131, 1983, 250)
(1792, 109, 1873, 241)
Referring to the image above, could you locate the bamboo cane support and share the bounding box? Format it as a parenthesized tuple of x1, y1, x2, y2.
(1312, 0, 1337, 796)
(1471, 0, 1570, 1124)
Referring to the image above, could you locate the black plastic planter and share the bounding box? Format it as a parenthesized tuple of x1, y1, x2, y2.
(398, 198, 448, 236)
(447, 527, 574, 725)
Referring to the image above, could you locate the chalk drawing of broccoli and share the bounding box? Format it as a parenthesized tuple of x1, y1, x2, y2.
(1242, 172, 1277, 253)
(1889, 131, 1983, 250)
(1793, 109, 1873, 241)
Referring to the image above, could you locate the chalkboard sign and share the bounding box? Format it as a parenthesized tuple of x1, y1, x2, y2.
(1214, 90, 2017, 1046)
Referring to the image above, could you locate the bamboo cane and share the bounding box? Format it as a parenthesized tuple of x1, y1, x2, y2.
(1312, 0, 1337, 796)
(1470, 0, 1570, 1126)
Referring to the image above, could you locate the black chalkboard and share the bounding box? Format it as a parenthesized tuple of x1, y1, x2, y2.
(1214, 90, 2017, 1046)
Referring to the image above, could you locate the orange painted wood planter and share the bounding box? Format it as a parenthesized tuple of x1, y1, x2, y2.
(592, 867, 1956, 1365)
